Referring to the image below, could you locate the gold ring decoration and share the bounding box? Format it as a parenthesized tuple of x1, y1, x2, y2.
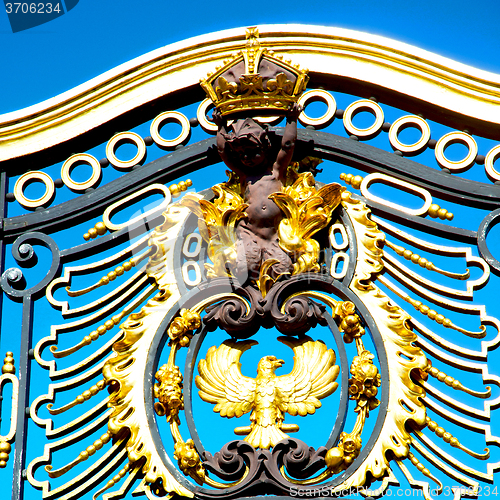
(150, 111, 191, 148)
(360, 172, 432, 217)
(197, 99, 218, 133)
(106, 131, 146, 170)
(298, 89, 336, 128)
(434, 131, 477, 171)
(14, 171, 55, 209)
(60, 153, 101, 192)
(343, 100, 384, 139)
(484, 144, 500, 182)
(103, 183, 172, 231)
(388, 115, 431, 155)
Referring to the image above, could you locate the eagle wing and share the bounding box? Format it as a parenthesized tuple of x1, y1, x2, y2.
(275, 336, 339, 417)
(195, 340, 257, 418)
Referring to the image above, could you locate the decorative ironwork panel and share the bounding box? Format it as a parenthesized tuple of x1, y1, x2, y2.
(1, 25, 499, 500)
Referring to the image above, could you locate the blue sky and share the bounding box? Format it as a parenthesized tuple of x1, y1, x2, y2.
(2, 0, 500, 114)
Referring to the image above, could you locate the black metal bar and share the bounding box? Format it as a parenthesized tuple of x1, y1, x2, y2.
(11, 294, 33, 500)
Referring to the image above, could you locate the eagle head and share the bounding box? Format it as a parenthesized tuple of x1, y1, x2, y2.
(257, 355, 285, 376)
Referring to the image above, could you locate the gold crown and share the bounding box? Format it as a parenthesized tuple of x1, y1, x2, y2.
(200, 27, 309, 116)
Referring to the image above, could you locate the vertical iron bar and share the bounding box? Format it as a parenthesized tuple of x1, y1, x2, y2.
(0, 171, 6, 446)
(11, 294, 33, 500)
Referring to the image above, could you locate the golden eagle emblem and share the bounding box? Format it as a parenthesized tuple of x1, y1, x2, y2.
(195, 337, 339, 449)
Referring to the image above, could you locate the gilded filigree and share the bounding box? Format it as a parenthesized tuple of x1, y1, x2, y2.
(174, 439, 205, 485)
(154, 364, 184, 424)
(348, 350, 381, 414)
(167, 309, 201, 347)
(270, 172, 344, 274)
(196, 338, 339, 450)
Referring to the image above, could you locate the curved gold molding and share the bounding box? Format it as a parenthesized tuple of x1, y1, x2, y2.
(2, 25, 500, 161)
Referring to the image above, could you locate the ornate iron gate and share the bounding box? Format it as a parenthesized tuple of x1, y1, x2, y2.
(1, 26, 499, 500)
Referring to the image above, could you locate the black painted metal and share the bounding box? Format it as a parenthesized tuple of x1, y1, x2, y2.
(478, 208, 500, 277)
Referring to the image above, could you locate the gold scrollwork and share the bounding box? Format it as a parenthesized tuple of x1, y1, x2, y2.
(388, 115, 431, 155)
(14, 171, 55, 209)
(359, 172, 432, 217)
(343, 99, 384, 139)
(434, 131, 478, 172)
(61, 153, 101, 191)
(106, 131, 147, 170)
(150, 111, 191, 148)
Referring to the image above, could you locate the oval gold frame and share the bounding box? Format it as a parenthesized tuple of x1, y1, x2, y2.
(106, 132, 147, 170)
(360, 172, 432, 217)
(103, 183, 172, 231)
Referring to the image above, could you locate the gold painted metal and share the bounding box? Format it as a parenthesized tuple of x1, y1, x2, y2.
(103, 183, 172, 231)
(200, 28, 308, 117)
(45, 431, 111, 478)
(339, 172, 363, 190)
(150, 111, 191, 148)
(413, 435, 490, 485)
(424, 361, 491, 398)
(384, 239, 466, 279)
(388, 115, 430, 155)
(411, 439, 485, 488)
(297, 89, 336, 128)
(270, 168, 344, 275)
(0, 352, 18, 468)
(20, 31, 500, 496)
(329, 190, 428, 493)
(407, 451, 443, 492)
(484, 144, 500, 182)
(47, 379, 107, 414)
(359, 172, 432, 217)
(5, 25, 500, 161)
(343, 99, 384, 138)
(434, 131, 478, 172)
(197, 99, 218, 133)
(46, 232, 151, 313)
(372, 216, 490, 292)
(196, 338, 339, 449)
(383, 252, 473, 299)
(395, 459, 440, 500)
(105, 131, 146, 169)
(378, 274, 485, 336)
(14, 171, 55, 209)
(61, 153, 101, 191)
(423, 417, 489, 459)
(83, 221, 107, 241)
(65, 249, 150, 297)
